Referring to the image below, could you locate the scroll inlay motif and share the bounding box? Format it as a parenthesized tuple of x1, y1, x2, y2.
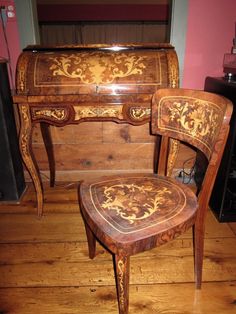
(129, 107, 151, 120)
(158, 96, 223, 157)
(168, 100, 220, 138)
(20, 105, 30, 158)
(101, 183, 171, 224)
(49, 52, 147, 84)
(167, 139, 180, 177)
(117, 259, 125, 309)
(167, 51, 179, 88)
(32, 109, 66, 121)
(74, 106, 123, 120)
(18, 53, 28, 93)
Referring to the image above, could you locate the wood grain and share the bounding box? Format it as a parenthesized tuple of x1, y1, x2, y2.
(1, 282, 235, 314)
(32, 143, 155, 171)
(0, 184, 236, 313)
(32, 122, 104, 145)
(30, 121, 195, 181)
(1, 238, 236, 288)
(229, 222, 236, 236)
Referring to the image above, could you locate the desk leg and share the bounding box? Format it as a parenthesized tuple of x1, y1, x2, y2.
(167, 139, 180, 176)
(40, 123, 55, 187)
(19, 104, 44, 216)
(153, 136, 179, 176)
(153, 135, 161, 173)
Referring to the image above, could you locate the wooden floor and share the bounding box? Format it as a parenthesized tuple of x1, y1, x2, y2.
(0, 182, 236, 314)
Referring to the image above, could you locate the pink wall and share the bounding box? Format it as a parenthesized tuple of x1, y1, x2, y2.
(0, 0, 21, 89)
(182, 0, 236, 90)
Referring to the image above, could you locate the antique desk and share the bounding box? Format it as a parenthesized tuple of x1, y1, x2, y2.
(13, 43, 179, 216)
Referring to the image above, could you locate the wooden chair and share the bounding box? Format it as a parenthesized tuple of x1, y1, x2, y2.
(79, 88, 233, 314)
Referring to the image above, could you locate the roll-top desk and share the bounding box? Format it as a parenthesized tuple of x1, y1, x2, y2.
(13, 43, 179, 216)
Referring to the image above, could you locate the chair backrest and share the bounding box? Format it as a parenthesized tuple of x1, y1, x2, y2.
(151, 88, 233, 215)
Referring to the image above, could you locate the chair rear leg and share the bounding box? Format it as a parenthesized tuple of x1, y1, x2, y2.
(193, 223, 205, 289)
(114, 254, 130, 314)
(84, 222, 96, 259)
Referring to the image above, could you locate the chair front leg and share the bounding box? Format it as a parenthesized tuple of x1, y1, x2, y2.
(114, 254, 130, 314)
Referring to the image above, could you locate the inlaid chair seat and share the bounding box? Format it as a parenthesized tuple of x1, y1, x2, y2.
(80, 174, 198, 255)
(79, 88, 233, 314)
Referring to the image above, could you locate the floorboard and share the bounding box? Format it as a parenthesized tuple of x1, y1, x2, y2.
(0, 282, 236, 314)
(0, 183, 236, 313)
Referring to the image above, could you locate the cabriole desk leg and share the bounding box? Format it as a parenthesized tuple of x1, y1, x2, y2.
(40, 122, 55, 187)
(18, 104, 44, 216)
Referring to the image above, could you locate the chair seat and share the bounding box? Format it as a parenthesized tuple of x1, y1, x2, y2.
(80, 173, 198, 255)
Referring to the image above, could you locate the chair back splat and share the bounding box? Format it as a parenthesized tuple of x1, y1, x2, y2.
(79, 88, 233, 313)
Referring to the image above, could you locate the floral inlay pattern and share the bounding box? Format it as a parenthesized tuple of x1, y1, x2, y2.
(168, 99, 219, 138)
(101, 182, 171, 224)
(157, 96, 223, 156)
(73, 106, 123, 120)
(90, 176, 188, 234)
(167, 50, 179, 88)
(129, 107, 151, 120)
(117, 259, 126, 309)
(32, 109, 66, 121)
(49, 52, 147, 84)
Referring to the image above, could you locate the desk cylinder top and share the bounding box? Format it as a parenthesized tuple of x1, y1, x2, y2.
(15, 43, 179, 97)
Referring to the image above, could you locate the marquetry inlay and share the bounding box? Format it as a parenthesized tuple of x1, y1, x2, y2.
(89, 175, 187, 234)
(49, 52, 147, 84)
(73, 105, 123, 120)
